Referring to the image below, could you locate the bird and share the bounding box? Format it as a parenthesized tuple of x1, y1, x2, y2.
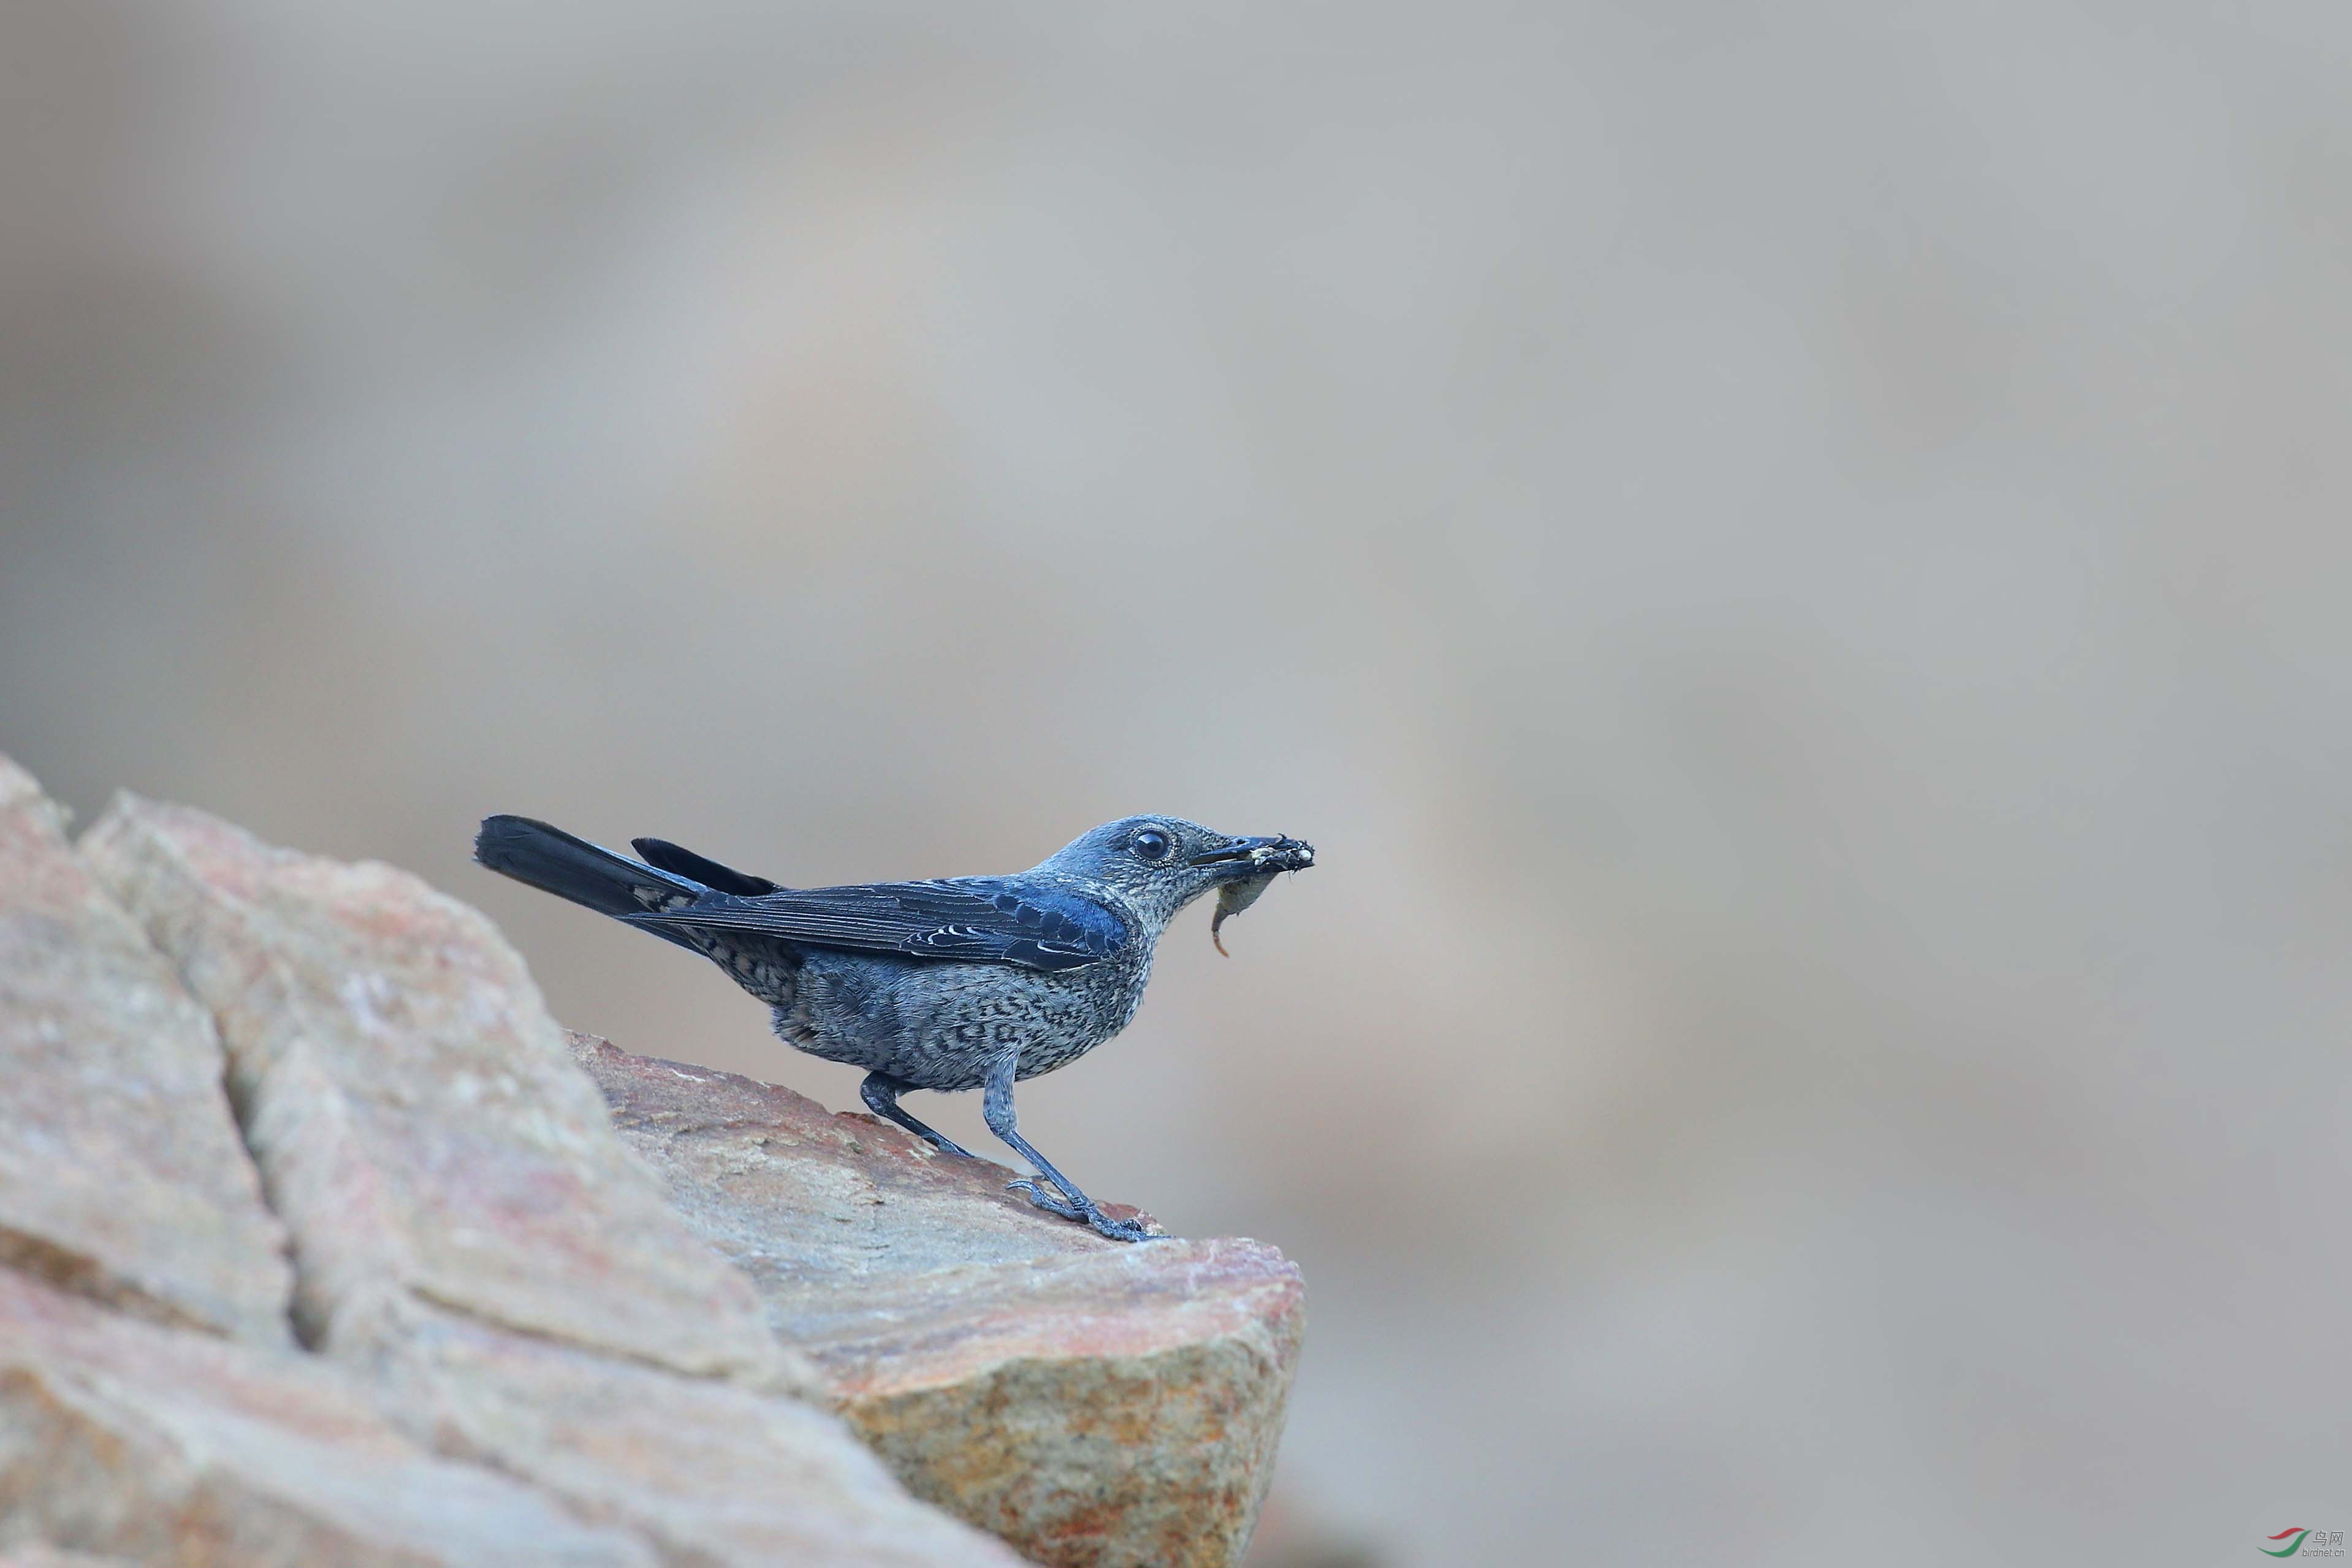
(474, 813, 1314, 1241)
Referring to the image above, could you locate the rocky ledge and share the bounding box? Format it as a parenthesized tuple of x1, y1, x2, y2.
(0, 755, 1303, 1567)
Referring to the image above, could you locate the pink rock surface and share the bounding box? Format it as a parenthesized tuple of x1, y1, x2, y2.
(0, 760, 291, 1345)
(355, 1297, 1029, 1568)
(574, 1033, 1307, 1568)
(77, 796, 787, 1387)
(0, 1268, 653, 1566)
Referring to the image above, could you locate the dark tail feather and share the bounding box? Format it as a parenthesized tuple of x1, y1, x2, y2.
(474, 815, 704, 924)
(630, 837, 778, 897)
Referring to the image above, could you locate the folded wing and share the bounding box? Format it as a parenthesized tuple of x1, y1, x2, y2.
(626, 878, 1128, 973)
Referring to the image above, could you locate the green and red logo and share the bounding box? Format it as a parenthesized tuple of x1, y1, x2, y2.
(2266, 1528, 2347, 1558)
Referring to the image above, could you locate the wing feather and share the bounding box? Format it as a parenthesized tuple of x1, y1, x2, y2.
(625, 878, 1127, 972)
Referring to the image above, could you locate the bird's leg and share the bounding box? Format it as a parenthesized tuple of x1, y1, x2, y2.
(859, 1071, 976, 1159)
(981, 1055, 1160, 1243)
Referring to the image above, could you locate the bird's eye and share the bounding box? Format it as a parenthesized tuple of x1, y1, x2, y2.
(1132, 829, 1171, 863)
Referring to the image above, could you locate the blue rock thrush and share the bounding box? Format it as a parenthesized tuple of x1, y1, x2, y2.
(474, 814, 1314, 1241)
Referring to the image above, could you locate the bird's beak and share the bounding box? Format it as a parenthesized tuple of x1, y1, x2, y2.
(1189, 835, 1315, 877)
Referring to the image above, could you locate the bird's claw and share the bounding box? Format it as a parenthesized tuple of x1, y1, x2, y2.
(1006, 1179, 1161, 1243)
(1006, 1178, 1082, 1219)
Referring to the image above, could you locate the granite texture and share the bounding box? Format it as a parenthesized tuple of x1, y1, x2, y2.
(574, 1033, 1305, 1568)
(78, 794, 791, 1387)
(0, 762, 291, 1345)
(0, 1268, 652, 1567)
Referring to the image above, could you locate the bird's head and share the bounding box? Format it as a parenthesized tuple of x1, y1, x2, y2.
(1037, 815, 1315, 927)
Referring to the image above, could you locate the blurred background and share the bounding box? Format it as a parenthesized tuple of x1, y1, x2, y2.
(4, 2, 2349, 1562)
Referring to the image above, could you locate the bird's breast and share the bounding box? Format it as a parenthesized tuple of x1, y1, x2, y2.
(1008, 943, 1152, 1076)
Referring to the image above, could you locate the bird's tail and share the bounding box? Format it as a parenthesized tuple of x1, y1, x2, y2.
(473, 814, 702, 922)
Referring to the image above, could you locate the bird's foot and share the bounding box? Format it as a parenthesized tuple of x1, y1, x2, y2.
(920, 1132, 979, 1160)
(1006, 1177, 1083, 1220)
(1088, 1212, 1160, 1243)
(1006, 1178, 1163, 1243)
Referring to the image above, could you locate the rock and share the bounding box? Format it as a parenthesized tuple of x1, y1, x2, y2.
(0, 1268, 655, 1566)
(0, 764, 1305, 1567)
(71, 793, 1020, 1566)
(572, 1033, 1307, 1568)
(354, 1297, 1029, 1567)
(0, 761, 292, 1345)
(77, 795, 790, 1387)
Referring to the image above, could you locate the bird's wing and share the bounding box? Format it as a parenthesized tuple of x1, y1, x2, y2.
(624, 877, 1130, 972)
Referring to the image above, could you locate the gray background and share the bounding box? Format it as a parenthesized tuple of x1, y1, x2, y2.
(4, 3, 2348, 1563)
